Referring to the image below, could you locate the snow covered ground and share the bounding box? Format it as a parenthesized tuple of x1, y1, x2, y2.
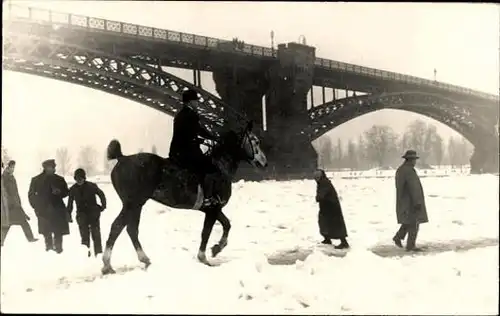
(1, 172, 498, 314)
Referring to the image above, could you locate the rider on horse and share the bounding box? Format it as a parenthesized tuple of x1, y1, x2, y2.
(169, 89, 220, 205)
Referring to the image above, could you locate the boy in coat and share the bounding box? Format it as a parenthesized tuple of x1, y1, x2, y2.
(67, 168, 107, 257)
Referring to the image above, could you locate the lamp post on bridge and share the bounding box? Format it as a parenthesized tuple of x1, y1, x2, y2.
(434, 68, 437, 81)
(270, 30, 275, 53)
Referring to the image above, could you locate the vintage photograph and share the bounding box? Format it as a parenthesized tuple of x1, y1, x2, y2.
(1, 1, 499, 314)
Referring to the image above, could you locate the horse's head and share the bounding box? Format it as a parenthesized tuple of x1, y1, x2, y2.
(240, 121, 267, 168)
(218, 121, 268, 168)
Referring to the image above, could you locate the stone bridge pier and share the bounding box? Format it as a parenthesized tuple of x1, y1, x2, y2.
(213, 42, 319, 180)
(470, 136, 499, 174)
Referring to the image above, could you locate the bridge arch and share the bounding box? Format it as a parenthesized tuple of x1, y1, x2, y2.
(2, 32, 249, 137)
(306, 92, 497, 146)
(305, 91, 499, 173)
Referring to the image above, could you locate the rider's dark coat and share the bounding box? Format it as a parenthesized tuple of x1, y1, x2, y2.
(169, 105, 215, 175)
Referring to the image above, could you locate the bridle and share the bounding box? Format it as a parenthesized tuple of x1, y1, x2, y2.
(200, 121, 255, 161)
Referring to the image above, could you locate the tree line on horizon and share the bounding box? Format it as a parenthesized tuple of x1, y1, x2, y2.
(2, 120, 473, 176)
(1, 145, 160, 177)
(316, 119, 473, 170)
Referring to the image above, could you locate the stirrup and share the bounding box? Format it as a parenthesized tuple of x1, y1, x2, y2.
(204, 195, 221, 206)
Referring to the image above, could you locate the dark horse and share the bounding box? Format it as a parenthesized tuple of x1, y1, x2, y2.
(101, 122, 267, 274)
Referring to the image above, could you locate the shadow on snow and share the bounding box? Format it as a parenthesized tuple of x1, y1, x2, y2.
(369, 237, 499, 258)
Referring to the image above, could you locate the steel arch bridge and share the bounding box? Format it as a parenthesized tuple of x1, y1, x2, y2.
(306, 92, 497, 142)
(2, 29, 251, 139)
(3, 17, 498, 174)
(304, 92, 499, 173)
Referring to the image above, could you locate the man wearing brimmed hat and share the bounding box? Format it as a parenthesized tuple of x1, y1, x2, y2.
(393, 149, 429, 252)
(169, 89, 220, 205)
(28, 159, 70, 253)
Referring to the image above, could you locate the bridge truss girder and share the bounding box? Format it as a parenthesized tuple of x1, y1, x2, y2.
(306, 92, 498, 146)
(2, 31, 250, 138)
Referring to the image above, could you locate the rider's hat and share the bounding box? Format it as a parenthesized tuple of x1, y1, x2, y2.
(182, 89, 198, 104)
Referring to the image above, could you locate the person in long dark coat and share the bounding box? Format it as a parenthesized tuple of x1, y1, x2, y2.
(67, 168, 107, 257)
(28, 159, 70, 253)
(393, 150, 429, 252)
(1, 163, 10, 229)
(1, 160, 38, 246)
(169, 89, 219, 204)
(314, 169, 349, 249)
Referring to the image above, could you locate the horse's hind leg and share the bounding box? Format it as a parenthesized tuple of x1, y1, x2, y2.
(211, 210, 231, 258)
(102, 209, 127, 275)
(126, 205, 151, 268)
(197, 207, 217, 265)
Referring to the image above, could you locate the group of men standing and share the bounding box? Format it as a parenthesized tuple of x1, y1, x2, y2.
(1, 159, 107, 257)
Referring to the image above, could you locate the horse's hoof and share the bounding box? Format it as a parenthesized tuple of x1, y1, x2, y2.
(211, 244, 222, 257)
(143, 261, 151, 269)
(197, 252, 212, 266)
(102, 266, 116, 275)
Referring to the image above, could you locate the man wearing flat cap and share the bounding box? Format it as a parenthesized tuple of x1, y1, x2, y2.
(393, 150, 429, 252)
(28, 159, 70, 253)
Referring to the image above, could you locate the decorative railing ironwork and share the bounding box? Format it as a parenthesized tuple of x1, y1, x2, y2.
(3, 4, 499, 101)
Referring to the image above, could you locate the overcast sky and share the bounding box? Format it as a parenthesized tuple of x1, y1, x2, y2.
(2, 1, 499, 175)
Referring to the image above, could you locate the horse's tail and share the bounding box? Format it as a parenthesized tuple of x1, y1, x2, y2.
(107, 139, 124, 160)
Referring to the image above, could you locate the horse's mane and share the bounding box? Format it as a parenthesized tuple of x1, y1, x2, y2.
(210, 129, 241, 159)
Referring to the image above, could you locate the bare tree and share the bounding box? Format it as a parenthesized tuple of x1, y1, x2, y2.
(55, 147, 72, 176)
(346, 139, 358, 170)
(138, 148, 144, 153)
(151, 145, 158, 155)
(357, 134, 368, 170)
(447, 137, 457, 167)
(403, 120, 428, 163)
(103, 150, 116, 174)
(36, 149, 50, 168)
(317, 137, 333, 170)
(447, 136, 472, 167)
(364, 125, 399, 168)
(334, 138, 344, 169)
(1, 146, 10, 164)
(78, 145, 98, 176)
(423, 125, 444, 166)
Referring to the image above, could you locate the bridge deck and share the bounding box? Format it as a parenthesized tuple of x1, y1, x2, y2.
(2, 4, 499, 103)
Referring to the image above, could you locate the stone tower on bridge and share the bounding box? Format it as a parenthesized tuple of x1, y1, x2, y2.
(264, 42, 318, 178)
(213, 41, 319, 179)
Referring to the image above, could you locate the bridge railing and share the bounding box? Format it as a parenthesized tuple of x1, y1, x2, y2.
(314, 57, 499, 101)
(3, 4, 278, 59)
(4, 4, 499, 102)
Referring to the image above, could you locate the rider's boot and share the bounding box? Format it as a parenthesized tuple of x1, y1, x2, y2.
(202, 173, 221, 206)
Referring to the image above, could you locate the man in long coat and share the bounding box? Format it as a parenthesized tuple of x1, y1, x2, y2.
(1, 160, 38, 246)
(314, 169, 349, 249)
(28, 159, 70, 253)
(169, 89, 219, 205)
(393, 150, 429, 251)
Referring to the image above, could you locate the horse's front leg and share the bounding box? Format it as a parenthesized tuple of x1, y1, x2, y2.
(211, 209, 231, 257)
(197, 208, 217, 266)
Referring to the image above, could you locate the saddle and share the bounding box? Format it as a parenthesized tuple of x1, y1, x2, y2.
(151, 158, 223, 209)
